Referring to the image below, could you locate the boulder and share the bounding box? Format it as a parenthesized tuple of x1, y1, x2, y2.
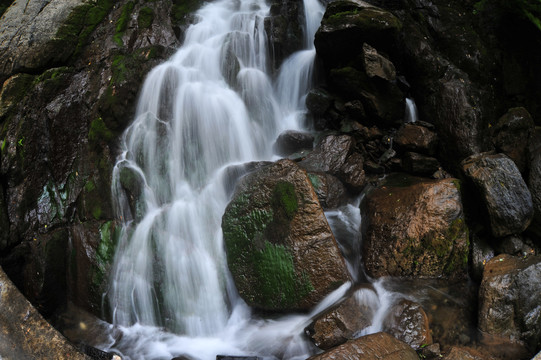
(314, 1, 402, 69)
(329, 66, 405, 127)
(307, 172, 348, 209)
(273, 130, 314, 157)
(401, 152, 440, 177)
(363, 174, 469, 279)
(478, 254, 541, 353)
(394, 123, 438, 155)
(461, 153, 534, 237)
(470, 234, 495, 283)
(306, 88, 333, 118)
(306, 332, 419, 360)
(0, 0, 86, 83)
(530, 149, 541, 235)
(222, 159, 350, 311)
(361, 43, 396, 82)
(441, 346, 496, 360)
(307, 286, 377, 349)
(0, 267, 91, 359)
(492, 107, 535, 173)
(300, 134, 366, 191)
(382, 299, 432, 350)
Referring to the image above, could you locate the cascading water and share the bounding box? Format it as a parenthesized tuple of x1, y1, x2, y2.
(104, 0, 401, 358)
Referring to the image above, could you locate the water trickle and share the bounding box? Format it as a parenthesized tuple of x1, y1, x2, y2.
(405, 97, 419, 123)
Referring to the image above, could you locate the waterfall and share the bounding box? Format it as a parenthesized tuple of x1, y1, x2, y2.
(105, 0, 328, 358)
(405, 97, 419, 123)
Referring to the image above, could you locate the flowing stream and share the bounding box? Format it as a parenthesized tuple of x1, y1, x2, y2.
(103, 0, 396, 359)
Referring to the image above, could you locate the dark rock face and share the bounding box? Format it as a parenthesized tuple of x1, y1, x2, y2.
(394, 123, 438, 155)
(462, 153, 534, 237)
(0, 0, 180, 318)
(306, 332, 419, 360)
(0, 268, 91, 359)
(314, 1, 402, 69)
(401, 152, 440, 177)
(492, 107, 535, 173)
(382, 300, 432, 350)
(273, 130, 314, 157)
(530, 150, 541, 235)
(361, 43, 396, 82)
(363, 174, 469, 279)
(307, 172, 348, 210)
(478, 254, 541, 353)
(222, 159, 350, 311)
(264, 0, 305, 71)
(307, 287, 376, 349)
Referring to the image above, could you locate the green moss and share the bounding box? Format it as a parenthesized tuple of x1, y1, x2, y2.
(254, 242, 314, 308)
(55, 0, 114, 58)
(0, 73, 35, 120)
(92, 205, 103, 220)
(272, 181, 298, 220)
(110, 55, 129, 85)
(114, 1, 135, 46)
(171, 0, 202, 24)
(88, 117, 113, 144)
(92, 221, 119, 288)
(84, 180, 96, 192)
(138, 7, 154, 29)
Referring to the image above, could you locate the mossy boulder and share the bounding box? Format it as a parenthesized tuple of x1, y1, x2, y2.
(362, 173, 469, 279)
(314, 1, 402, 69)
(222, 159, 350, 311)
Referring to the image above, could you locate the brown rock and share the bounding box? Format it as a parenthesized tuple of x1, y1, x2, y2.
(307, 332, 419, 360)
(222, 159, 350, 311)
(0, 268, 91, 359)
(478, 254, 541, 353)
(307, 172, 348, 209)
(362, 174, 468, 279)
(441, 346, 497, 360)
(394, 123, 438, 155)
(362, 43, 396, 82)
(307, 286, 377, 349)
(401, 152, 440, 176)
(383, 300, 432, 350)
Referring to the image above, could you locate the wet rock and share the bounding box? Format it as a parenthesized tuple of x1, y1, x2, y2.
(307, 332, 419, 360)
(394, 123, 438, 155)
(471, 234, 495, 283)
(441, 346, 496, 360)
(307, 287, 377, 349)
(273, 130, 314, 157)
(492, 107, 535, 173)
(478, 254, 541, 353)
(264, 0, 305, 71)
(462, 152, 534, 237)
(401, 152, 440, 177)
(383, 299, 432, 350)
(118, 162, 146, 222)
(329, 66, 404, 127)
(529, 148, 541, 235)
(300, 134, 366, 191)
(307, 172, 348, 210)
(362, 43, 396, 82)
(306, 88, 333, 118)
(0, 268, 91, 359)
(363, 174, 469, 279)
(222, 159, 350, 311)
(314, 1, 402, 69)
(420, 343, 441, 359)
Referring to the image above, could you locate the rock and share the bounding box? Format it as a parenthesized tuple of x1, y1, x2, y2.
(530, 149, 541, 235)
(306, 88, 333, 118)
(307, 172, 348, 210)
(307, 286, 377, 349)
(300, 134, 366, 190)
(363, 174, 469, 279)
(394, 123, 438, 155)
(117, 161, 147, 222)
(492, 107, 535, 173)
(420, 343, 441, 359)
(0, 268, 91, 359)
(329, 66, 405, 127)
(461, 152, 534, 237)
(401, 152, 440, 177)
(0, 0, 86, 82)
(314, 1, 402, 69)
(533, 350, 541, 360)
(470, 234, 495, 283)
(273, 130, 314, 157)
(478, 254, 541, 353)
(441, 346, 496, 360)
(306, 332, 419, 360)
(264, 0, 305, 71)
(362, 43, 396, 82)
(383, 300, 432, 350)
(222, 159, 350, 311)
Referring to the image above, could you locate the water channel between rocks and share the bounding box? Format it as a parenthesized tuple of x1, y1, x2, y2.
(56, 0, 480, 359)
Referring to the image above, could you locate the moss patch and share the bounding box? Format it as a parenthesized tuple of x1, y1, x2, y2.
(113, 1, 135, 46)
(138, 7, 154, 29)
(171, 0, 202, 24)
(92, 221, 119, 289)
(272, 181, 298, 220)
(54, 0, 114, 58)
(88, 116, 113, 145)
